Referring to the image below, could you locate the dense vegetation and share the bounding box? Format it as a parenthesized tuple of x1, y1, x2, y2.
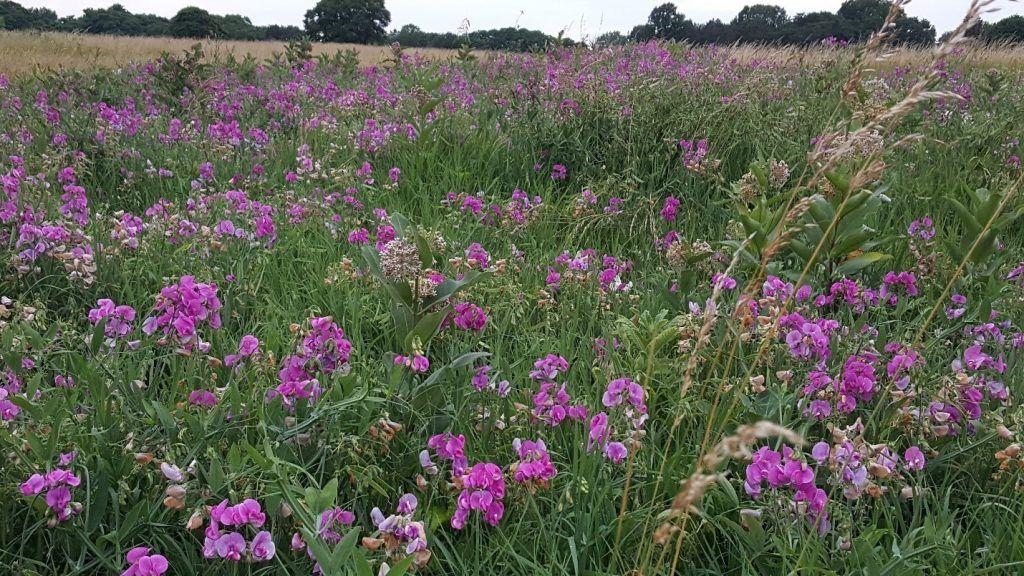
(1, 5, 1024, 576)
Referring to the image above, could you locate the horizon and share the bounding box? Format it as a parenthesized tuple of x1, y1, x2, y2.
(15, 1, 1024, 41)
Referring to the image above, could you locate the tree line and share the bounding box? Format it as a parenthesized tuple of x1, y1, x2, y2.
(0, 0, 568, 51)
(599, 1, 1024, 47)
(2, 0, 1024, 50)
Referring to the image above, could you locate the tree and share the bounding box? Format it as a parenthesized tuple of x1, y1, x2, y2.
(644, 3, 694, 41)
(1, 0, 58, 30)
(986, 15, 1024, 43)
(785, 12, 848, 44)
(628, 23, 655, 42)
(594, 31, 626, 47)
(731, 4, 789, 43)
(217, 14, 261, 40)
(304, 0, 390, 44)
(169, 7, 222, 38)
(838, 0, 892, 41)
(892, 15, 935, 45)
(693, 19, 733, 44)
(264, 24, 305, 41)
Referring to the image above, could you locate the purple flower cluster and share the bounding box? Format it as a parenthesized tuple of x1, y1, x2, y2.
(141, 276, 222, 352)
(470, 364, 510, 396)
(1, 367, 24, 421)
(422, 433, 468, 476)
(452, 301, 487, 332)
(224, 334, 260, 368)
(530, 354, 587, 426)
(452, 462, 505, 529)
(203, 499, 275, 562)
(88, 298, 137, 344)
(511, 438, 557, 487)
(780, 312, 838, 361)
(588, 377, 648, 464)
(744, 445, 829, 533)
(269, 317, 352, 408)
(371, 494, 428, 554)
(291, 507, 355, 574)
(20, 453, 81, 523)
(122, 547, 168, 576)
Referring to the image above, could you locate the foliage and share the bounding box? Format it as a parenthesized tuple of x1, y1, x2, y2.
(303, 0, 391, 44)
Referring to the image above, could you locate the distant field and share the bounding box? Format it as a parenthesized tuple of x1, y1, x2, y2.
(2, 30, 1024, 77)
(0, 30, 460, 75)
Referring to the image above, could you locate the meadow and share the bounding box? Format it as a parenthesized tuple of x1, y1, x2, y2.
(1, 8, 1024, 576)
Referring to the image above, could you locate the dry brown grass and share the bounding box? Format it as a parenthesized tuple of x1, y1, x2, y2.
(722, 40, 1024, 69)
(0, 30, 461, 76)
(2, 29, 1023, 78)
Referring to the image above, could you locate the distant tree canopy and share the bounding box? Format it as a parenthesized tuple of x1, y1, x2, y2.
(386, 24, 573, 51)
(168, 7, 223, 39)
(304, 0, 390, 44)
(0, 1, 302, 42)
(1, 0, 1023, 48)
(628, 0, 940, 46)
(0, 0, 57, 30)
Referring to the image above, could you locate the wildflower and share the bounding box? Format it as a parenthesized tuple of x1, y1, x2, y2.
(511, 438, 557, 486)
(452, 302, 487, 332)
(250, 531, 276, 561)
(550, 164, 567, 181)
(88, 298, 138, 347)
(661, 197, 680, 222)
(20, 458, 82, 523)
(160, 463, 184, 483)
(465, 243, 490, 269)
(379, 238, 421, 282)
(141, 276, 222, 352)
(426, 433, 468, 475)
(904, 446, 926, 471)
(224, 334, 259, 368)
(371, 493, 429, 554)
(452, 462, 505, 529)
(122, 547, 169, 576)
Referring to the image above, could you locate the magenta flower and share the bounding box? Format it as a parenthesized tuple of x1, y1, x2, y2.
(511, 438, 557, 485)
(660, 196, 679, 222)
(141, 276, 222, 352)
(904, 446, 926, 471)
(123, 547, 169, 576)
(225, 334, 260, 368)
(213, 532, 246, 560)
(452, 301, 487, 332)
(452, 462, 505, 529)
(250, 531, 276, 561)
(603, 441, 628, 464)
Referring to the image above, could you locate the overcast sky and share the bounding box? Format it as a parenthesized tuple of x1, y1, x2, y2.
(18, 1, 1024, 40)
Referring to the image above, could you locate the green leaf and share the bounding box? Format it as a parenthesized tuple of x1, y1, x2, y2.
(406, 306, 451, 349)
(835, 252, 891, 275)
(414, 230, 434, 269)
(353, 549, 375, 576)
(330, 527, 361, 567)
(421, 270, 489, 308)
(90, 317, 108, 355)
(385, 554, 417, 576)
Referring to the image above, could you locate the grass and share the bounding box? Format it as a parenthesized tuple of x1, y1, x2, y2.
(0, 9, 1023, 576)
(0, 30, 462, 76)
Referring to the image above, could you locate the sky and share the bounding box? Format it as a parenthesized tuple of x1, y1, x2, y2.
(18, 1, 1024, 41)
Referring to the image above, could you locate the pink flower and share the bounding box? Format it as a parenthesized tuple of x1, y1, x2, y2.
(250, 530, 276, 562)
(603, 441, 628, 464)
(904, 446, 926, 471)
(20, 473, 46, 496)
(122, 547, 168, 576)
(214, 531, 246, 560)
